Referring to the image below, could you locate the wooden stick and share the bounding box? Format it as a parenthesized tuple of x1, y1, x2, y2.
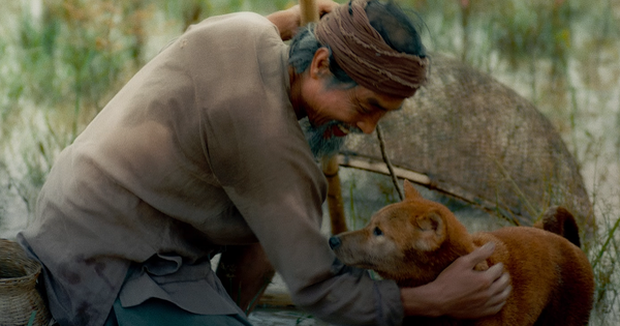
(322, 156, 348, 234)
(299, 0, 346, 235)
(376, 124, 404, 200)
(300, 0, 318, 25)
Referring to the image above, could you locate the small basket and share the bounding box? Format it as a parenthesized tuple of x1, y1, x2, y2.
(0, 239, 51, 326)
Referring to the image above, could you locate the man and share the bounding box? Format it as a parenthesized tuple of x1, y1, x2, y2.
(18, 1, 510, 325)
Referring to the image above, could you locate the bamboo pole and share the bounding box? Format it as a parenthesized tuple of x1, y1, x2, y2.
(299, 0, 348, 235)
(299, 0, 319, 26)
(322, 156, 348, 234)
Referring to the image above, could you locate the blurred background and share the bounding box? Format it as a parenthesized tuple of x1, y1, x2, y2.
(0, 0, 618, 325)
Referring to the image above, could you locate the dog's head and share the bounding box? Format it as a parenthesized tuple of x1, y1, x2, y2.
(329, 180, 472, 283)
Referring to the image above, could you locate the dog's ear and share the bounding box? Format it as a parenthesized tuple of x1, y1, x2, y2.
(403, 180, 421, 201)
(413, 210, 446, 251)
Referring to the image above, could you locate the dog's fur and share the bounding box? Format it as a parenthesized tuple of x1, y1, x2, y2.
(329, 180, 594, 325)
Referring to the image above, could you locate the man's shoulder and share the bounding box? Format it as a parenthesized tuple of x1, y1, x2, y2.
(187, 12, 277, 39)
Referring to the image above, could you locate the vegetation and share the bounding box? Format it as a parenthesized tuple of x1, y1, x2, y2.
(0, 0, 618, 324)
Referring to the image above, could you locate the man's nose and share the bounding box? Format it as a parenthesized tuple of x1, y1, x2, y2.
(356, 111, 385, 134)
(356, 117, 380, 134)
(328, 236, 341, 249)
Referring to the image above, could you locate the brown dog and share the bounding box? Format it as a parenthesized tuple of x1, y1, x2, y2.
(329, 180, 594, 325)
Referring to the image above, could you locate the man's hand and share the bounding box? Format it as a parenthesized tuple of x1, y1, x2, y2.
(266, 0, 339, 40)
(400, 242, 512, 319)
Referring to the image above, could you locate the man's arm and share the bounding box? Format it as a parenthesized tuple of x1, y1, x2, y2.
(266, 0, 339, 40)
(400, 242, 512, 318)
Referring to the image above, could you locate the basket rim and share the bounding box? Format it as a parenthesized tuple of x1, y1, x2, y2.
(0, 239, 43, 283)
(0, 263, 41, 283)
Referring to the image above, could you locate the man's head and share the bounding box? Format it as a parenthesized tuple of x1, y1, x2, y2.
(288, 0, 428, 158)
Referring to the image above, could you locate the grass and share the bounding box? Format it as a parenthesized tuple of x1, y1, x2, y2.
(587, 196, 620, 325)
(0, 0, 619, 325)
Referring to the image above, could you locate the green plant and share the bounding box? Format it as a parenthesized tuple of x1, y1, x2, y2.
(587, 200, 620, 325)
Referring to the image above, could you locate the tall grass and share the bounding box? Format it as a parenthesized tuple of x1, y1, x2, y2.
(0, 0, 618, 324)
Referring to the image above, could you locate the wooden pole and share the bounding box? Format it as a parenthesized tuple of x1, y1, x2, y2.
(299, 0, 319, 26)
(322, 156, 348, 234)
(299, 0, 348, 235)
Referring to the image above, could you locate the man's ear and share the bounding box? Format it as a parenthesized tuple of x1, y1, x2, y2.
(309, 47, 331, 79)
(403, 180, 421, 201)
(413, 210, 446, 251)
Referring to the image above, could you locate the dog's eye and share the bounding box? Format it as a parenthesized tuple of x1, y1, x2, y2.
(373, 227, 383, 236)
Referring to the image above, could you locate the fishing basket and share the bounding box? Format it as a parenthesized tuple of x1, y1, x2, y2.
(0, 239, 51, 326)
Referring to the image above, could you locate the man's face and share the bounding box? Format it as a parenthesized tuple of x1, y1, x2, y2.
(302, 81, 404, 157)
(294, 47, 407, 158)
(303, 81, 406, 136)
(300, 81, 406, 157)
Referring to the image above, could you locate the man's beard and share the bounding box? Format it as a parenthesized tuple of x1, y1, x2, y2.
(299, 118, 360, 159)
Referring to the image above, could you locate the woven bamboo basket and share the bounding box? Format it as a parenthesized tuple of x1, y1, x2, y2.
(0, 239, 51, 326)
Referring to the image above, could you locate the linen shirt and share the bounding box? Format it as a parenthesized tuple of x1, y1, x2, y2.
(18, 12, 404, 326)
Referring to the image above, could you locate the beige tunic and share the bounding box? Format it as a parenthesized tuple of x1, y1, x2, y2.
(18, 12, 403, 326)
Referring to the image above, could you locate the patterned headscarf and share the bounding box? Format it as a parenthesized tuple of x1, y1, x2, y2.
(315, 0, 429, 98)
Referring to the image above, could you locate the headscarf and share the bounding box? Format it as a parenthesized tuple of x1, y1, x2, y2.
(315, 0, 429, 98)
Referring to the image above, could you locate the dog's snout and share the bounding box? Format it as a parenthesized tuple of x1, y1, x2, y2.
(329, 236, 342, 250)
